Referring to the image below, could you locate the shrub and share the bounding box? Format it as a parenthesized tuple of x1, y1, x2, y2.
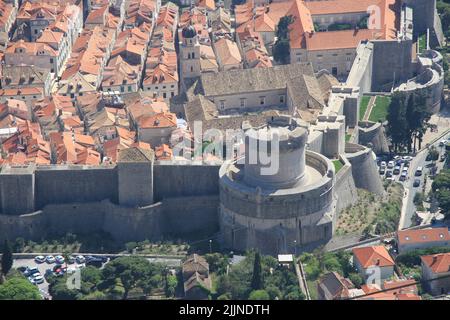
(248, 289, 270, 300)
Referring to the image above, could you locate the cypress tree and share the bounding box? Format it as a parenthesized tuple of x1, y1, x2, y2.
(1, 240, 13, 277)
(251, 252, 263, 290)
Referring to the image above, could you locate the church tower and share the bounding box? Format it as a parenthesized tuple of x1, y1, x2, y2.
(179, 25, 201, 79)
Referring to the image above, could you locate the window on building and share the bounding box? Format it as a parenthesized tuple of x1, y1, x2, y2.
(240, 98, 246, 108)
(50, 69, 54, 73)
(332, 67, 338, 76)
(188, 53, 191, 59)
(163, 92, 167, 99)
(279, 95, 285, 103)
(163, 86, 166, 89)
(192, 52, 195, 59)
(171, 92, 175, 97)
(50, 58, 53, 63)
(259, 96, 265, 105)
(128, 86, 132, 92)
(120, 86, 124, 92)
(190, 66, 193, 72)
(220, 100, 225, 109)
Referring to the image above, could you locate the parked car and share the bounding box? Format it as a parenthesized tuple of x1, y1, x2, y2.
(55, 255, 65, 264)
(380, 161, 387, 168)
(24, 267, 39, 277)
(393, 166, 401, 175)
(33, 275, 44, 284)
(67, 256, 76, 264)
(45, 255, 56, 264)
(439, 140, 446, 147)
(413, 178, 421, 187)
(17, 266, 27, 273)
(76, 255, 85, 264)
(415, 167, 423, 176)
(440, 154, 446, 162)
(44, 269, 54, 279)
(387, 161, 395, 169)
(402, 156, 413, 161)
(379, 167, 386, 175)
(34, 256, 45, 264)
(386, 171, 393, 181)
(400, 171, 407, 181)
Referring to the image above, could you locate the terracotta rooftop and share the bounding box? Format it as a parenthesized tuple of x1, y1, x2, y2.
(352, 245, 395, 268)
(398, 228, 450, 246)
(421, 253, 450, 274)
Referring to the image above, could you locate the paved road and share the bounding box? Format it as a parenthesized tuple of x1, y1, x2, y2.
(399, 134, 449, 229)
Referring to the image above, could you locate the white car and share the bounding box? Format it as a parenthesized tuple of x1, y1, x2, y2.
(55, 255, 65, 264)
(45, 255, 56, 264)
(33, 275, 45, 285)
(34, 255, 45, 264)
(76, 255, 85, 264)
(439, 140, 446, 147)
(402, 156, 413, 161)
(380, 161, 387, 168)
(387, 161, 395, 169)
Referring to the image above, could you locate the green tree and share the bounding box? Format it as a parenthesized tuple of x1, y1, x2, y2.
(265, 285, 282, 300)
(248, 289, 270, 300)
(102, 256, 163, 299)
(251, 252, 263, 290)
(348, 273, 364, 288)
(273, 15, 294, 64)
(431, 170, 450, 218)
(49, 277, 80, 300)
(1, 240, 13, 277)
(386, 92, 409, 152)
(405, 92, 431, 152)
(0, 276, 41, 300)
(165, 274, 177, 298)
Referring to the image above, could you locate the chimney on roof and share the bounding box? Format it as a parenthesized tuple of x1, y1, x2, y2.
(432, 256, 438, 265)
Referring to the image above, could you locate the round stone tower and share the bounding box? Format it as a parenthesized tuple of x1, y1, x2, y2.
(219, 116, 337, 256)
(243, 117, 308, 189)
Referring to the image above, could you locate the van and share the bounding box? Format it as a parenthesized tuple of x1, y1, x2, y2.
(415, 166, 423, 176)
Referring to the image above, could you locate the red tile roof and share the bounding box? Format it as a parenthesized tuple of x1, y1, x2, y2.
(421, 253, 450, 274)
(353, 245, 395, 268)
(397, 228, 450, 246)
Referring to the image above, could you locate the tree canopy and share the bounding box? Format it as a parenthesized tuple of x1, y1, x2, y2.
(386, 91, 431, 152)
(273, 16, 294, 64)
(0, 276, 41, 300)
(1, 240, 13, 276)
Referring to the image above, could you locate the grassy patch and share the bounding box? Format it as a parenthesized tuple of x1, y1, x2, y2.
(307, 280, 318, 300)
(369, 96, 391, 123)
(359, 96, 371, 121)
(418, 33, 427, 53)
(345, 133, 352, 142)
(333, 160, 344, 173)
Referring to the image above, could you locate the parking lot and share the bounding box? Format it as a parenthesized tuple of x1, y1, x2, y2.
(12, 254, 182, 299)
(13, 255, 98, 300)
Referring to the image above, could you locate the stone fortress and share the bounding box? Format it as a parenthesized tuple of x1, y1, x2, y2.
(219, 116, 337, 255)
(0, 0, 444, 256)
